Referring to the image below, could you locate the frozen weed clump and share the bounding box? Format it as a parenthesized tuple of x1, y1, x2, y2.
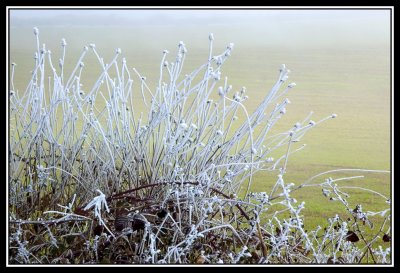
(8, 29, 391, 264)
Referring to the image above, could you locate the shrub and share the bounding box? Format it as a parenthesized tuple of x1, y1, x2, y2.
(8, 28, 391, 264)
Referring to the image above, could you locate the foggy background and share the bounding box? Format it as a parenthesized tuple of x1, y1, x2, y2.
(10, 9, 390, 49)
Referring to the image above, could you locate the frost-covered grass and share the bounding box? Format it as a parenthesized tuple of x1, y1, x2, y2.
(8, 28, 391, 264)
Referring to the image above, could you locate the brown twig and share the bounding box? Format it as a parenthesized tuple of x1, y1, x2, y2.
(256, 222, 268, 258)
(209, 187, 250, 221)
(76, 180, 251, 222)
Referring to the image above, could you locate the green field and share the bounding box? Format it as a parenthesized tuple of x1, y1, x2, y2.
(9, 10, 391, 232)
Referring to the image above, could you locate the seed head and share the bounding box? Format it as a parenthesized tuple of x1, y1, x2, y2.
(180, 122, 188, 129)
(61, 38, 67, 47)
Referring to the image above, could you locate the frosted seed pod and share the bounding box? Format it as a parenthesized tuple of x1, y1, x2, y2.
(33, 27, 39, 35)
(216, 130, 223, 136)
(116, 48, 122, 54)
(163, 61, 168, 67)
(322, 189, 330, 197)
(190, 123, 198, 130)
(309, 120, 316, 126)
(178, 41, 185, 47)
(227, 43, 234, 50)
(199, 142, 205, 147)
(281, 75, 289, 82)
(284, 98, 291, 104)
(266, 157, 274, 163)
(331, 113, 338, 118)
(280, 108, 286, 114)
(163, 49, 169, 54)
(235, 95, 242, 102)
(280, 64, 286, 71)
(251, 148, 257, 154)
(209, 33, 214, 41)
(83, 46, 89, 51)
(233, 116, 238, 121)
(10, 90, 15, 96)
(294, 122, 301, 128)
(215, 56, 222, 65)
(288, 82, 296, 88)
(213, 71, 221, 81)
(61, 38, 67, 47)
(141, 76, 146, 81)
(122, 58, 126, 64)
(79, 62, 84, 68)
(180, 122, 188, 129)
